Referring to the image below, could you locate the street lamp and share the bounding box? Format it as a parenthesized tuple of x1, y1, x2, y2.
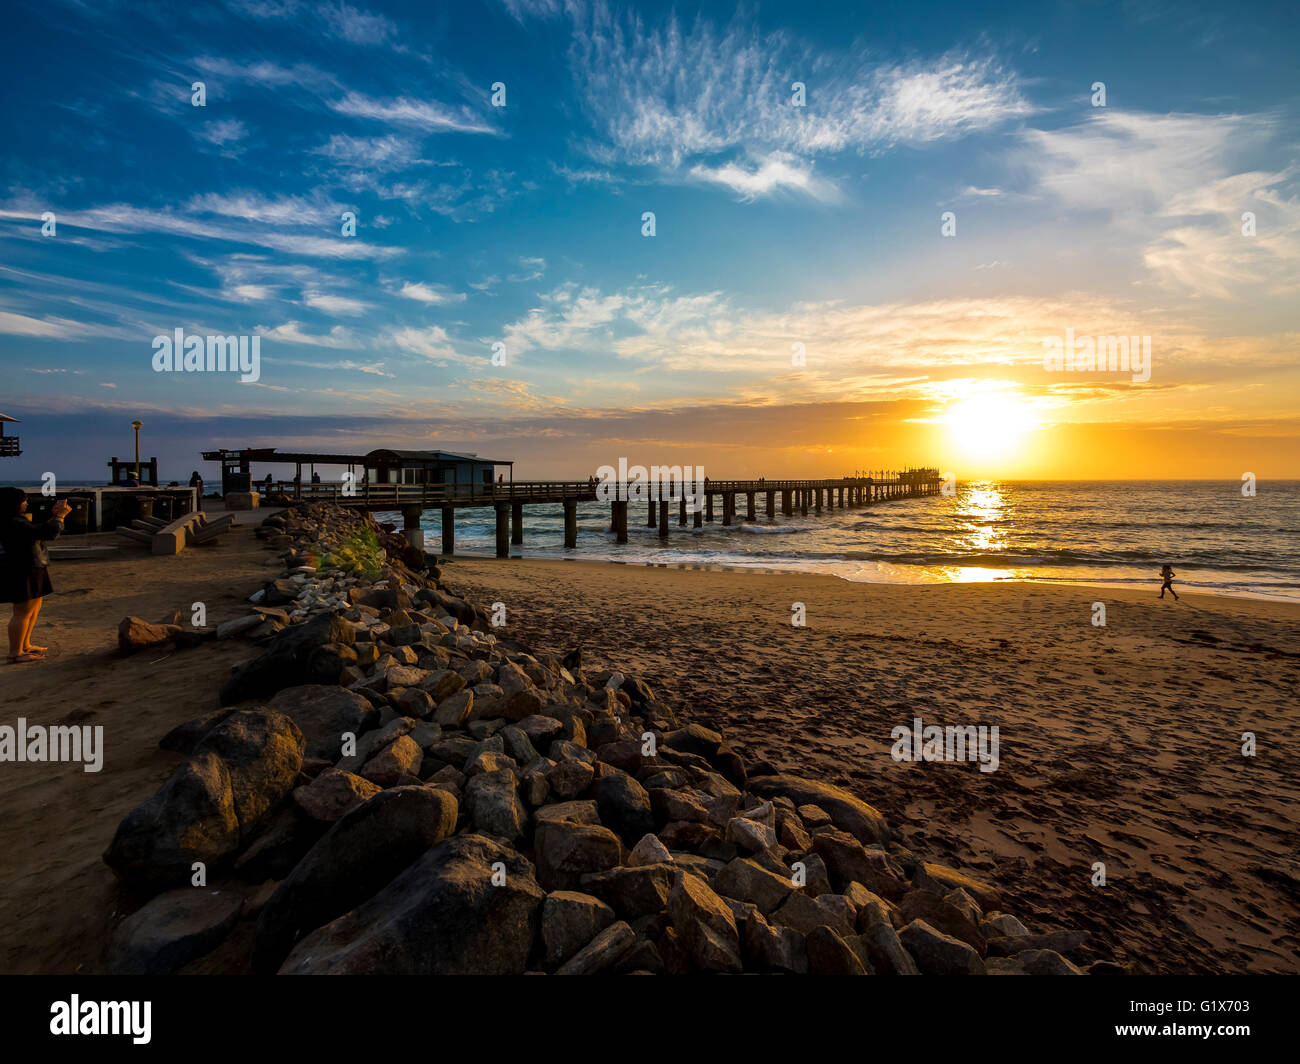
(131, 420, 143, 481)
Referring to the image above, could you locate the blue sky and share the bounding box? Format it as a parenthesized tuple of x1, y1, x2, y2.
(1, 0, 1297, 480)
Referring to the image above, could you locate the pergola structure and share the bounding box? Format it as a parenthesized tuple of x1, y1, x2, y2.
(0, 413, 20, 458)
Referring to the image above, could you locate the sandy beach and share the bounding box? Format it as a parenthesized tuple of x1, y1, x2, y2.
(443, 558, 1300, 975)
(1, 537, 1297, 975)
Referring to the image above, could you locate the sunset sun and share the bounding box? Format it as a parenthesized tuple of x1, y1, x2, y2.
(944, 394, 1040, 461)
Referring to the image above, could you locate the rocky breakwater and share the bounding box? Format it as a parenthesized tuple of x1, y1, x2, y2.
(102, 501, 1116, 976)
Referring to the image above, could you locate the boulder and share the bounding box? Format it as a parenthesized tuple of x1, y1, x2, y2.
(541, 890, 616, 968)
(534, 819, 622, 891)
(103, 751, 240, 891)
(194, 709, 305, 835)
(292, 768, 382, 822)
(117, 616, 181, 654)
(667, 872, 742, 973)
(578, 864, 676, 920)
(748, 775, 889, 846)
(220, 615, 358, 704)
(254, 786, 458, 972)
(280, 834, 543, 974)
(897, 919, 985, 975)
(590, 771, 654, 846)
(267, 685, 379, 761)
(108, 888, 243, 975)
(711, 856, 795, 916)
(805, 925, 869, 975)
(555, 921, 636, 975)
(464, 769, 528, 842)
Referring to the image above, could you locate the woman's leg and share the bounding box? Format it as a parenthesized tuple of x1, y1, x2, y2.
(22, 596, 44, 652)
(8, 601, 36, 659)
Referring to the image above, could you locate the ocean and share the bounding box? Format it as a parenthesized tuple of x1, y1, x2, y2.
(380, 480, 1300, 601)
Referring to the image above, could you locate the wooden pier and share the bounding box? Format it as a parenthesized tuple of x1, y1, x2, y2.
(255, 467, 945, 558)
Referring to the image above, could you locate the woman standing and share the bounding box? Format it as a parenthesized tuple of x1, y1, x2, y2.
(1, 487, 71, 663)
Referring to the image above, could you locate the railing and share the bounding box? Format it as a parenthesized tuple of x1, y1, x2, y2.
(0, 436, 20, 457)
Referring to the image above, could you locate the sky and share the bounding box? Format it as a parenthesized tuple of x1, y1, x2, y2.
(0, 0, 1297, 483)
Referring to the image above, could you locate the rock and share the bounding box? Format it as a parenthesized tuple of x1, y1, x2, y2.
(667, 871, 742, 973)
(987, 931, 1089, 957)
(360, 733, 423, 787)
(541, 891, 616, 967)
(216, 615, 265, 639)
(805, 925, 869, 975)
(897, 919, 985, 975)
(104, 751, 240, 891)
(591, 771, 654, 846)
(254, 786, 458, 972)
(108, 888, 243, 975)
(627, 833, 673, 867)
(749, 775, 889, 846)
(292, 768, 382, 821)
(770, 891, 856, 939)
(421, 669, 467, 705)
(503, 689, 545, 721)
(117, 616, 180, 654)
(158, 708, 237, 754)
(898, 890, 985, 954)
(534, 800, 600, 826)
(220, 614, 358, 704)
(500, 726, 540, 765)
(281, 834, 544, 974)
(812, 829, 906, 898)
(534, 819, 622, 891)
(726, 816, 778, 853)
(662, 722, 723, 760)
(943, 886, 983, 925)
(463, 769, 528, 842)
(267, 685, 379, 761)
(555, 921, 636, 975)
(431, 690, 473, 727)
(742, 909, 806, 973)
(1014, 948, 1084, 975)
(578, 864, 676, 920)
(546, 759, 595, 800)
(515, 715, 564, 748)
(915, 861, 1001, 911)
(711, 856, 795, 916)
(862, 920, 921, 974)
(982, 912, 1031, 938)
(194, 709, 305, 835)
(232, 806, 327, 881)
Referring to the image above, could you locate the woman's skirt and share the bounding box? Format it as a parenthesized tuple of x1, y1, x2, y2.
(0, 565, 53, 604)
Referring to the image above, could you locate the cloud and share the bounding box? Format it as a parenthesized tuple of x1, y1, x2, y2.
(320, 2, 396, 44)
(689, 152, 841, 203)
(303, 291, 372, 315)
(312, 134, 426, 169)
(384, 324, 476, 364)
(329, 92, 498, 135)
(507, 257, 546, 283)
(396, 282, 466, 305)
(195, 119, 248, 147)
(256, 321, 358, 347)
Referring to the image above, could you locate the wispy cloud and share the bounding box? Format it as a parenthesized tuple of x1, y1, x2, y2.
(329, 92, 498, 135)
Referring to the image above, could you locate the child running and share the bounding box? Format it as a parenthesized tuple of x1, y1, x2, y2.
(1159, 563, 1179, 601)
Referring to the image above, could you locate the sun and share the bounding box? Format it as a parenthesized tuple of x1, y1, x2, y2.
(944, 394, 1039, 462)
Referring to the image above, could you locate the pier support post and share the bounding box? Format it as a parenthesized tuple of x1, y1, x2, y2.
(783, 490, 793, 516)
(401, 505, 424, 554)
(746, 492, 756, 521)
(706, 494, 714, 522)
(494, 502, 509, 558)
(659, 496, 669, 538)
(564, 499, 577, 549)
(765, 490, 775, 518)
(723, 492, 734, 526)
(614, 500, 628, 543)
(693, 505, 702, 528)
(814, 488, 822, 514)
(441, 506, 455, 556)
(800, 489, 808, 516)
(647, 500, 657, 527)
(511, 501, 524, 545)
(679, 497, 687, 526)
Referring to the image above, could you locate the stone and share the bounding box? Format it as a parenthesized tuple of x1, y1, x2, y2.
(158, 708, 237, 754)
(627, 833, 673, 867)
(667, 871, 742, 973)
(770, 891, 856, 939)
(515, 715, 564, 748)
(556, 921, 636, 975)
(541, 891, 617, 968)
(897, 919, 985, 975)
(726, 816, 778, 853)
(898, 890, 986, 954)
(216, 615, 265, 640)
(500, 726, 540, 765)
(812, 829, 906, 899)
(104, 752, 240, 891)
(360, 733, 423, 787)
(915, 861, 1001, 911)
(749, 775, 889, 846)
(711, 856, 795, 916)
(220, 614, 358, 704)
(546, 759, 595, 800)
(254, 786, 458, 972)
(590, 771, 654, 846)
(420, 669, 467, 705)
(280, 835, 544, 974)
(117, 616, 180, 654)
(805, 925, 869, 975)
(108, 888, 243, 975)
(742, 909, 806, 973)
(292, 769, 382, 822)
(578, 864, 676, 920)
(982, 912, 1031, 938)
(534, 819, 622, 891)
(267, 685, 379, 761)
(464, 768, 528, 842)
(987, 931, 1090, 957)
(862, 920, 921, 974)
(534, 800, 600, 826)
(1015, 949, 1084, 975)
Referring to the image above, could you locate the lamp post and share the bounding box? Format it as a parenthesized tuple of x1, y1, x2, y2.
(131, 420, 143, 481)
